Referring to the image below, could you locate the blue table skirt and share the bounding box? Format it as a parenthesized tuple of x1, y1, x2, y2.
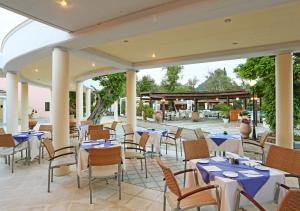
(209, 134, 240, 146)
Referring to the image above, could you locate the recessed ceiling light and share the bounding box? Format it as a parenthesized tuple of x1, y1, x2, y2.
(123, 40, 128, 43)
(59, 0, 68, 7)
(224, 18, 232, 23)
(232, 42, 238, 45)
(34, 68, 39, 72)
(92, 63, 96, 67)
(151, 53, 156, 58)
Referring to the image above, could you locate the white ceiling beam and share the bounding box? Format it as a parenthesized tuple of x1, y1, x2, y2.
(72, 48, 132, 69)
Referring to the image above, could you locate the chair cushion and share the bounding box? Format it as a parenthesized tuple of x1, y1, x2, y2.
(124, 150, 144, 159)
(166, 186, 217, 210)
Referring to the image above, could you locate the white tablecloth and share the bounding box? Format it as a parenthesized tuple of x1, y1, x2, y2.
(187, 159, 285, 211)
(205, 136, 244, 156)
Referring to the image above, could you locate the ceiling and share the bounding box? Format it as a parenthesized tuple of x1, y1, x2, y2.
(0, 0, 175, 32)
(20, 54, 108, 88)
(96, 1, 300, 63)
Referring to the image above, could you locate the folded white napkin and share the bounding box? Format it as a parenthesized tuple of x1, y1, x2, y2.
(211, 157, 227, 162)
(202, 165, 222, 172)
(111, 141, 118, 145)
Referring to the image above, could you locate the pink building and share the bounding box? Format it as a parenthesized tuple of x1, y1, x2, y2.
(0, 77, 51, 124)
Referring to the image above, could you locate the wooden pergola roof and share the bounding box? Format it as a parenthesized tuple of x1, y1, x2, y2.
(140, 90, 252, 101)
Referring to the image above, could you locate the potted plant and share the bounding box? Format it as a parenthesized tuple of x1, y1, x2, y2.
(215, 103, 230, 123)
(143, 105, 154, 121)
(155, 111, 162, 123)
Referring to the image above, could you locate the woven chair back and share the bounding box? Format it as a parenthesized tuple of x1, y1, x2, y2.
(89, 129, 110, 140)
(89, 146, 121, 166)
(39, 124, 52, 132)
(43, 138, 55, 158)
(69, 121, 77, 128)
(266, 145, 300, 176)
(175, 127, 183, 139)
(259, 131, 270, 145)
(111, 121, 118, 130)
(122, 124, 134, 134)
(81, 120, 93, 126)
(139, 133, 149, 150)
(157, 158, 182, 197)
(278, 189, 300, 211)
(0, 128, 5, 134)
(0, 134, 15, 147)
(183, 140, 210, 161)
(194, 128, 205, 139)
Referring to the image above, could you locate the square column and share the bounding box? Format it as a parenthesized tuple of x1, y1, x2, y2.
(276, 52, 293, 148)
(21, 82, 29, 131)
(6, 72, 18, 133)
(52, 47, 70, 175)
(76, 81, 83, 125)
(126, 71, 137, 131)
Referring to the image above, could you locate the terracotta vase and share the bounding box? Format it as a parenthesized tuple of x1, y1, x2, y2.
(191, 111, 199, 122)
(155, 112, 162, 123)
(240, 123, 251, 138)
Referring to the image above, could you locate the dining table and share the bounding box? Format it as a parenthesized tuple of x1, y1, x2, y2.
(186, 153, 286, 211)
(206, 133, 244, 156)
(77, 139, 125, 178)
(135, 128, 168, 156)
(13, 130, 45, 162)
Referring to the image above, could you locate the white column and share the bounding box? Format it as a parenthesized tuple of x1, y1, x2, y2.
(3, 98, 7, 124)
(76, 81, 83, 125)
(126, 71, 137, 130)
(49, 88, 52, 124)
(276, 52, 293, 148)
(52, 47, 70, 175)
(85, 88, 91, 118)
(21, 82, 29, 131)
(6, 72, 18, 133)
(114, 100, 118, 121)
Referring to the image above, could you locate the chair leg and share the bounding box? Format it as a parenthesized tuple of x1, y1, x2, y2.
(197, 208, 200, 211)
(48, 166, 51, 192)
(77, 175, 80, 188)
(165, 143, 167, 155)
(8, 155, 10, 166)
(145, 158, 148, 178)
(89, 167, 93, 204)
(298, 177, 300, 188)
(183, 161, 187, 187)
(140, 159, 143, 170)
(163, 184, 167, 211)
(234, 190, 241, 211)
(175, 142, 178, 161)
(180, 139, 182, 157)
(121, 169, 124, 182)
(118, 164, 121, 200)
(51, 168, 54, 182)
(11, 154, 14, 174)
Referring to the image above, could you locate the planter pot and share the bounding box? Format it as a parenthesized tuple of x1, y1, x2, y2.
(28, 119, 37, 130)
(155, 112, 162, 123)
(191, 111, 199, 122)
(143, 113, 147, 121)
(294, 141, 300, 149)
(240, 123, 251, 139)
(223, 118, 229, 123)
(230, 109, 242, 121)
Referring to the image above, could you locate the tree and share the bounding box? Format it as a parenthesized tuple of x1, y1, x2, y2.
(234, 55, 300, 130)
(137, 75, 158, 95)
(186, 76, 199, 91)
(88, 73, 126, 122)
(197, 68, 240, 92)
(160, 65, 183, 92)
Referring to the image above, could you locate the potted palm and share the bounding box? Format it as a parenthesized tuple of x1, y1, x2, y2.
(143, 106, 154, 121)
(215, 103, 230, 123)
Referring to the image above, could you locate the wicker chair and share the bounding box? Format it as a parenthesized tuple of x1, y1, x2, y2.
(104, 121, 118, 140)
(38, 125, 53, 163)
(43, 138, 79, 192)
(194, 128, 207, 139)
(157, 158, 220, 211)
(88, 146, 122, 204)
(0, 134, 27, 173)
(266, 145, 300, 188)
(69, 121, 80, 140)
(182, 140, 210, 187)
(235, 183, 300, 211)
(122, 124, 135, 144)
(242, 131, 270, 162)
(122, 132, 149, 179)
(160, 127, 183, 160)
(89, 129, 110, 141)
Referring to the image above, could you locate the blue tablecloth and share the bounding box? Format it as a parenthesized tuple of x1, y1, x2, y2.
(209, 134, 240, 146)
(80, 140, 114, 151)
(14, 131, 45, 143)
(137, 128, 168, 136)
(196, 159, 270, 197)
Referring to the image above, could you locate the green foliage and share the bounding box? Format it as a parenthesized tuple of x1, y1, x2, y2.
(143, 105, 154, 118)
(69, 91, 76, 115)
(186, 76, 199, 91)
(160, 65, 183, 92)
(234, 55, 300, 130)
(137, 75, 158, 95)
(137, 100, 144, 116)
(197, 68, 241, 92)
(215, 102, 230, 118)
